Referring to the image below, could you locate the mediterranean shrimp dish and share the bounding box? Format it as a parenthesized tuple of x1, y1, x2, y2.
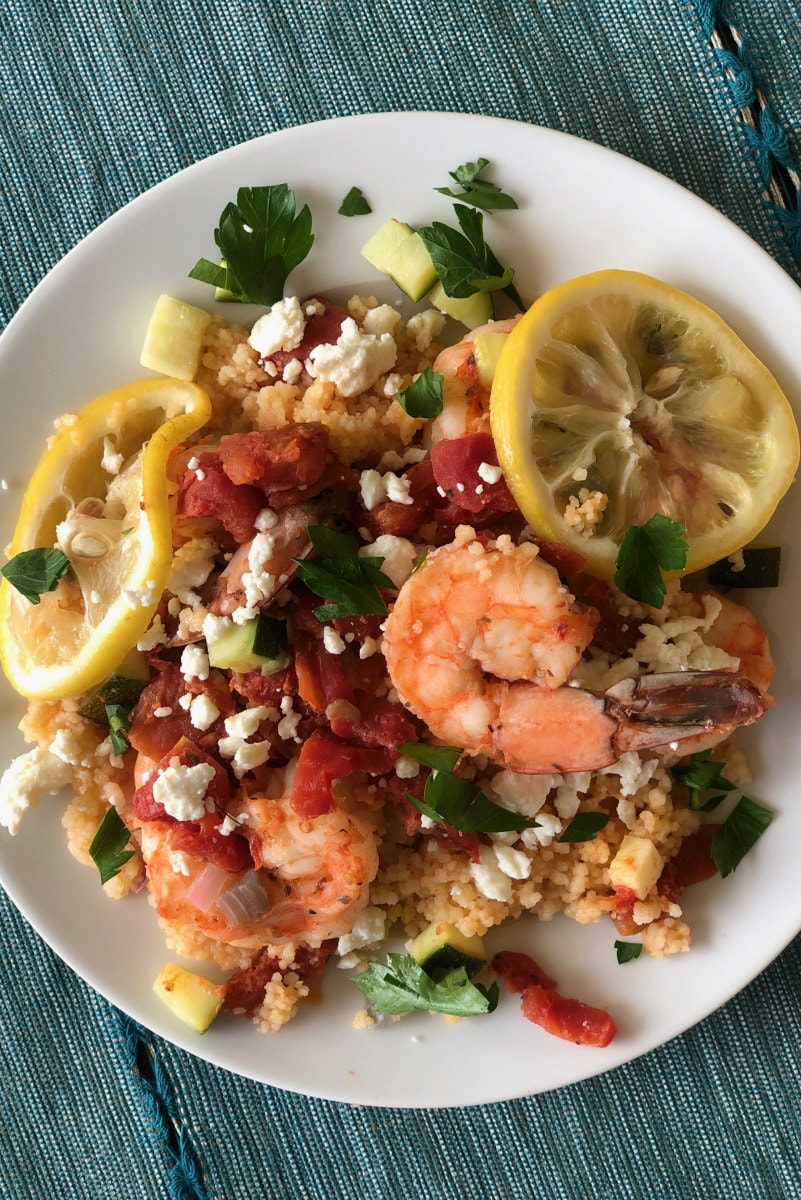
(0, 276, 789, 1045)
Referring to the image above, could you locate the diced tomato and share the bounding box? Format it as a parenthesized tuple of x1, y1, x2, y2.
(171, 820, 251, 873)
(225, 941, 336, 1015)
(363, 459, 439, 539)
(535, 540, 587, 578)
(265, 299, 350, 372)
(328, 697, 417, 751)
(431, 825, 482, 864)
(573, 577, 640, 656)
(492, 950, 558, 993)
(217, 423, 329, 498)
(610, 885, 638, 936)
(268, 458, 360, 511)
(129, 663, 237, 761)
(520, 984, 617, 1047)
(132, 738, 232, 822)
(430, 433, 518, 515)
(658, 824, 721, 902)
(290, 729, 391, 817)
(178, 459, 266, 544)
(294, 630, 354, 713)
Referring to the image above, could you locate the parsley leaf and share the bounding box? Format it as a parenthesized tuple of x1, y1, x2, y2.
(1, 547, 70, 604)
(417, 204, 523, 309)
(338, 186, 372, 216)
(614, 514, 688, 608)
(615, 940, 643, 964)
(400, 741, 539, 833)
(558, 812, 610, 843)
(711, 795, 773, 878)
(89, 807, 135, 885)
(671, 750, 736, 811)
(105, 704, 132, 757)
(352, 952, 499, 1016)
(294, 526, 395, 619)
(396, 368, 444, 418)
(435, 157, 519, 211)
(189, 184, 314, 306)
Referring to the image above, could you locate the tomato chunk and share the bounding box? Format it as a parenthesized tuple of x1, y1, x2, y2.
(492, 950, 558, 993)
(520, 984, 617, 1047)
(430, 433, 518, 515)
(290, 729, 391, 817)
(217, 423, 329, 498)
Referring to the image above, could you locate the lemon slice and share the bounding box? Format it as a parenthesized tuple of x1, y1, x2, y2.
(490, 270, 800, 578)
(0, 378, 211, 699)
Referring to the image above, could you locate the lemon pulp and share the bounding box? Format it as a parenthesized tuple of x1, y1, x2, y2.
(0, 378, 211, 699)
(490, 270, 800, 578)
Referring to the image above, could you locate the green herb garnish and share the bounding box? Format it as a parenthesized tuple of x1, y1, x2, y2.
(711, 795, 773, 878)
(89, 807, 135, 885)
(189, 184, 314, 306)
(396, 368, 444, 418)
(295, 526, 395, 620)
(558, 812, 610, 843)
(435, 158, 519, 211)
(338, 186, 372, 216)
(671, 750, 736, 812)
(613, 514, 688, 608)
(105, 704, 132, 757)
(1, 547, 70, 604)
(417, 204, 523, 309)
(615, 940, 643, 964)
(399, 741, 539, 833)
(352, 952, 499, 1016)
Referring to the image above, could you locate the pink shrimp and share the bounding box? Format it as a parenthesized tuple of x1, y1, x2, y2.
(430, 317, 520, 443)
(382, 530, 769, 774)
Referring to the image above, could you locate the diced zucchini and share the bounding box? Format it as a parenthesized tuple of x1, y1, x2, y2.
(153, 963, 226, 1033)
(472, 329, 511, 388)
(429, 281, 493, 331)
(206, 614, 289, 673)
(707, 546, 781, 590)
(409, 920, 487, 980)
(608, 835, 664, 900)
(361, 219, 438, 302)
(140, 294, 212, 381)
(77, 649, 150, 725)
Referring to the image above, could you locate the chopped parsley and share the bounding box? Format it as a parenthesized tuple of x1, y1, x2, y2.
(557, 812, 610, 843)
(712, 795, 773, 878)
(189, 184, 314, 306)
(614, 514, 688, 608)
(295, 526, 395, 619)
(89, 807, 135, 885)
(399, 741, 539, 833)
(417, 204, 523, 309)
(396, 367, 444, 418)
(435, 157, 519, 211)
(671, 750, 736, 812)
(338, 186, 372, 216)
(352, 952, 499, 1016)
(1, 547, 70, 604)
(105, 704, 132, 757)
(615, 940, 643, 964)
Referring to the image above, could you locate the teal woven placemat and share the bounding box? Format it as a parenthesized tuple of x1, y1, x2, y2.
(1, 3, 800, 1198)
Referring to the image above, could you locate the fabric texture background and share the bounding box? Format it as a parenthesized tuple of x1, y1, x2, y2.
(1, 2, 800, 1197)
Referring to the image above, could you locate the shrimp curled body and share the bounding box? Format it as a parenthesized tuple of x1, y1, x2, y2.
(382, 532, 769, 773)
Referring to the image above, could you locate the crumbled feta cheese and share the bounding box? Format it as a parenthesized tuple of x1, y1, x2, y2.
(216, 813, 242, 837)
(362, 304, 401, 336)
(255, 508, 279, 532)
(49, 728, 85, 766)
(180, 644, 210, 682)
(178, 693, 193, 711)
(170, 851, 193, 877)
(405, 309, 446, 351)
(282, 358, 303, 384)
(277, 695, 302, 742)
(358, 535, 417, 588)
(231, 741, 272, 778)
(190, 693, 221, 731)
(137, 613, 168, 652)
(0, 747, 73, 835)
(154, 706, 173, 718)
(470, 844, 513, 902)
(202, 612, 233, 644)
(224, 707, 270, 740)
(492, 843, 532, 880)
(249, 296, 306, 357)
(394, 755, 420, 779)
(337, 906, 386, 956)
(152, 760, 216, 822)
(477, 461, 503, 485)
(323, 627, 346, 655)
(359, 636, 379, 660)
(123, 582, 158, 609)
(520, 812, 563, 849)
(232, 533, 277, 624)
(306, 317, 397, 397)
(101, 437, 124, 476)
(168, 537, 218, 606)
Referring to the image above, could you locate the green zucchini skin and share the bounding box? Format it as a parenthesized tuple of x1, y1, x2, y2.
(409, 921, 487, 980)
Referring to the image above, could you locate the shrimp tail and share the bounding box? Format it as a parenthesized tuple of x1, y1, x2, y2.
(606, 670, 768, 757)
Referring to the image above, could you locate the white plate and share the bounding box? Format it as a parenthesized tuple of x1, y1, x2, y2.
(0, 112, 799, 1108)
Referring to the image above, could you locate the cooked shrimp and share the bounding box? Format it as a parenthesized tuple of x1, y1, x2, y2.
(210, 502, 316, 616)
(430, 317, 520, 443)
(382, 529, 768, 773)
(139, 775, 379, 948)
(702, 591, 775, 700)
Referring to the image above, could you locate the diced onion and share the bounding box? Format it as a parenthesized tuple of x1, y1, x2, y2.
(217, 870, 268, 925)
(186, 862, 229, 912)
